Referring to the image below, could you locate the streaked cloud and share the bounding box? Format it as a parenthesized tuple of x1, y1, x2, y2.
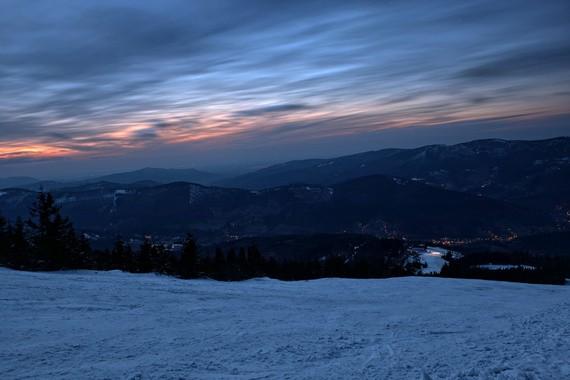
(236, 104, 314, 117)
(0, 0, 569, 176)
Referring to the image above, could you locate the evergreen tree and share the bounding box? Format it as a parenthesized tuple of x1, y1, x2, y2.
(90, 248, 112, 270)
(226, 248, 237, 279)
(137, 237, 155, 273)
(0, 214, 9, 265)
(55, 213, 82, 268)
(75, 233, 92, 269)
(247, 245, 263, 276)
(27, 192, 79, 269)
(153, 244, 175, 275)
(238, 247, 248, 275)
(214, 247, 225, 277)
(179, 234, 199, 278)
(226, 248, 236, 265)
(8, 218, 29, 268)
(111, 237, 134, 271)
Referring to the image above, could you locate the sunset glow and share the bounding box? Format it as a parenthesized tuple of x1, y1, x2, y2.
(0, 0, 569, 177)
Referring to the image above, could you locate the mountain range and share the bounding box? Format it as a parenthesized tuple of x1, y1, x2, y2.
(0, 176, 40, 189)
(223, 137, 570, 216)
(0, 175, 550, 242)
(0, 137, 568, 243)
(0, 168, 219, 191)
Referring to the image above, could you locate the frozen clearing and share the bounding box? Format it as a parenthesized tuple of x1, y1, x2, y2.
(419, 251, 447, 274)
(1, 269, 569, 380)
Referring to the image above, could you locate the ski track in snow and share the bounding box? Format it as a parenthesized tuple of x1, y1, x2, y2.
(0, 268, 569, 380)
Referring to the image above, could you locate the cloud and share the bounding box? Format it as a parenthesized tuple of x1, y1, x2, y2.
(0, 0, 569, 177)
(132, 129, 159, 141)
(459, 44, 570, 80)
(235, 103, 314, 117)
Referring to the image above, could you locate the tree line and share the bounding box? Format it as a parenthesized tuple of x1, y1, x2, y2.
(0, 191, 410, 281)
(438, 250, 568, 285)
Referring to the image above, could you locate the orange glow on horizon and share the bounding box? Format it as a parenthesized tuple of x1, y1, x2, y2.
(0, 143, 75, 160)
(1, 107, 567, 163)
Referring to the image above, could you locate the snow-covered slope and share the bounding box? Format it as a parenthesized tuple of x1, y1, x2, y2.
(0, 269, 568, 380)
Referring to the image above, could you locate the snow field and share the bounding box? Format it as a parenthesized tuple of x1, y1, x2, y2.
(0, 268, 569, 380)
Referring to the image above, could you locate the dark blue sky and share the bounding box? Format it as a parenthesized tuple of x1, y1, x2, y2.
(1, 0, 569, 178)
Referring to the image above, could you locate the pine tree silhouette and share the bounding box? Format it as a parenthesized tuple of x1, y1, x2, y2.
(27, 192, 80, 269)
(0, 214, 8, 265)
(179, 234, 199, 278)
(137, 236, 155, 273)
(8, 218, 29, 268)
(111, 237, 134, 271)
(214, 247, 226, 278)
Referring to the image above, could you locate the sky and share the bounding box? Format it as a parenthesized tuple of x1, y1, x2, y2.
(1, 0, 569, 178)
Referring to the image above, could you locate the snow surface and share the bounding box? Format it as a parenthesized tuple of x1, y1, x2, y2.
(1, 268, 569, 380)
(412, 247, 453, 274)
(420, 252, 446, 274)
